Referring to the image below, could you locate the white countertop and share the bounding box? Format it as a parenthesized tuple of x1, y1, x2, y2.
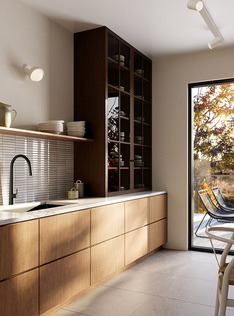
(0, 191, 167, 226)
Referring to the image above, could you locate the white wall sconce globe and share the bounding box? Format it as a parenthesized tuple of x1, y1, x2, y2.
(24, 65, 44, 82)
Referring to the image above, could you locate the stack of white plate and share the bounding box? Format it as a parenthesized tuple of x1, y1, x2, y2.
(67, 121, 86, 137)
(134, 136, 144, 144)
(112, 54, 125, 66)
(134, 154, 144, 167)
(38, 120, 64, 134)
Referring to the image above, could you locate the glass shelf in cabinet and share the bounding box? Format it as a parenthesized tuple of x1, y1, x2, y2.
(108, 84, 130, 95)
(120, 115, 130, 121)
(142, 76, 150, 83)
(108, 56, 118, 65)
(134, 119, 142, 124)
(119, 141, 130, 145)
(134, 95, 145, 101)
(120, 63, 129, 71)
(134, 143, 151, 148)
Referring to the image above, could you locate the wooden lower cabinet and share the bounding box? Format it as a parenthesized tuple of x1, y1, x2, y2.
(148, 219, 167, 252)
(40, 248, 90, 314)
(40, 210, 90, 264)
(149, 194, 167, 223)
(0, 269, 38, 316)
(0, 194, 167, 315)
(91, 235, 124, 285)
(125, 226, 148, 265)
(125, 198, 149, 232)
(0, 220, 38, 280)
(91, 203, 124, 245)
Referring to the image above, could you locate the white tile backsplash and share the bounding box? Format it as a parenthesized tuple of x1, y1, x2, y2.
(0, 135, 74, 205)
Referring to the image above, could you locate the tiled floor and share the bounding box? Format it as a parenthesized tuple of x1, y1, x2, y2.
(53, 249, 234, 316)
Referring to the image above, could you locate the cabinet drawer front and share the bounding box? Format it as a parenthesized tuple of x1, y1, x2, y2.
(91, 235, 124, 285)
(40, 248, 90, 314)
(125, 226, 148, 265)
(0, 269, 38, 316)
(0, 220, 38, 280)
(91, 203, 124, 245)
(148, 219, 167, 252)
(149, 194, 167, 223)
(40, 210, 90, 264)
(125, 198, 149, 232)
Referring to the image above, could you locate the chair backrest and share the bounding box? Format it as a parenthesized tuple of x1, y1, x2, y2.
(205, 226, 234, 267)
(198, 190, 218, 216)
(212, 186, 227, 208)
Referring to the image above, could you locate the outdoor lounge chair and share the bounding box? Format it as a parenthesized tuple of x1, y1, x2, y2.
(212, 186, 234, 212)
(205, 226, 234, 316)
(195, 190, 234, 238)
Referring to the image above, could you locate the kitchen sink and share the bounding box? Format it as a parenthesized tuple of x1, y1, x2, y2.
(0, 202, 65, 213)
(27, 203, 63, 212)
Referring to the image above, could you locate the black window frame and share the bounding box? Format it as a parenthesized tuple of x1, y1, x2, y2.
(188, 78, 234, 252)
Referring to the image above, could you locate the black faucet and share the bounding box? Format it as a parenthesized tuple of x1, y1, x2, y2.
(9, 154, 32, 205)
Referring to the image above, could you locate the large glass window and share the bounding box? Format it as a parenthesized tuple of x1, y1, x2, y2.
(189, 79, 234, 250)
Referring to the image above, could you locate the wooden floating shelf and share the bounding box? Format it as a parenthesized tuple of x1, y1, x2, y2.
(0, 127, 94, 143)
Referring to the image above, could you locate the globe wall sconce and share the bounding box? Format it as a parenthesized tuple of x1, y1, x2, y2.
(24, 65, 44, 82)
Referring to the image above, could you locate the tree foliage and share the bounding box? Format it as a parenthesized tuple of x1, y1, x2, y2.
(193, 84, 234, 172)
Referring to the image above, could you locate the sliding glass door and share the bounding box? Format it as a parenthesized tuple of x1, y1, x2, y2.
(189, 79, 234, 250)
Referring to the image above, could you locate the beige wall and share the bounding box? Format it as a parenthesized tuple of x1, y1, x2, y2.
(0, 0, 73, 130)
(152, 46, 234, 250)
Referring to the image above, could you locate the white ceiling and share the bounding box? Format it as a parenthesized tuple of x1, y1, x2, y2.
(21, 0, 234, 58)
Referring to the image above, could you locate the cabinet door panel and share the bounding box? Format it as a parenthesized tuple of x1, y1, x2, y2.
(40, 248, 90, 314)
(0, 269, 38, 316)
(91, 203, 124, 245)
(125, 226, 148, 265)
(125, 198, 149, 232)
(148, 219, 167, 252)
(40, 210, 90, 264)
(149, 194, 167, 223)
(91, 235, 124, 285)
(0, 220, 38, 280)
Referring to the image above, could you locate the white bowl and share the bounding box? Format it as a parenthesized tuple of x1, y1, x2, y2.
(39, 123, 63, 129)
(39, 130, 62, 135)
(135, 69, 144, 76)
(39, 126, 63, 131)
(113, 54, 125, 62)
(67, 126, 86, 130)
(67, 121, 85, 126)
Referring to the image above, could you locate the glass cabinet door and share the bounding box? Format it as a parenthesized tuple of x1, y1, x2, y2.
(107, 34, 131, 193)
(133, 53, 152, 190)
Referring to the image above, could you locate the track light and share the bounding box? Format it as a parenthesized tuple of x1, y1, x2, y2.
(208, 37, 223, 49)
(187, 0, 223, 49)
(24, 65, 44, 82)
(187, 0, 203, 12)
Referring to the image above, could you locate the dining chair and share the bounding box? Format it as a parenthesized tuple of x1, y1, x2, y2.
(212, 187, 234, 212)
(205, 226, 234, 316)
(195, 190, 234, 238)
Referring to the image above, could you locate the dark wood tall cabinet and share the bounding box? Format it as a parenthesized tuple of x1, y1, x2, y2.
(74, 27, 152, 196)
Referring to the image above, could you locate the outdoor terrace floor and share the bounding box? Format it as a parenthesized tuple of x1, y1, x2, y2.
(192, 213, 234, 249)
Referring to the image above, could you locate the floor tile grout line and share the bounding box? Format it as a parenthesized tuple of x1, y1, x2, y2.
(129, 266, 219, 283)
(102, 267, 218, 286)
(60, 309, 90, 316)
(100, 284, 216, 308)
